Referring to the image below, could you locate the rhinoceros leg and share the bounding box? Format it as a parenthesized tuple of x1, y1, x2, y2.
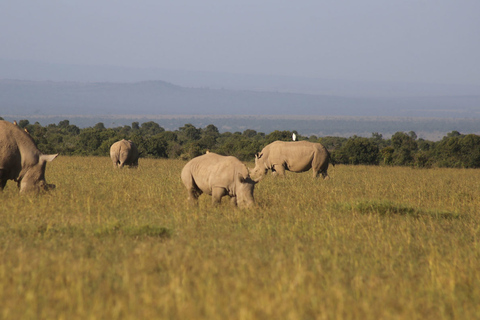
(272, 164, 286, 177)
(230, 196, 237, 207)
(187, 187, 202, 205)
(313, 149, 330, 179)
(313, 169, 329, 179)
(212, 187, 227, 205)
(0, 170, 7, 191)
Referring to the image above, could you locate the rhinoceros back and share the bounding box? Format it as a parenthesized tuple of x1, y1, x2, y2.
(181, 152, 255, 207)
(0, 120, 57, 192)
(255, 140, 330, 178)
(1, 121, 41, 174)
(110, 139, 139, 167)
(181, 153, 249, 193)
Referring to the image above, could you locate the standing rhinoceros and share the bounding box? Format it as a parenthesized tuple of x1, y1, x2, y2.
(181, 152, 259, 207)
(0, 120, 58, 193)
(110, 139, 139, 168)
(251, 140, 331, 179)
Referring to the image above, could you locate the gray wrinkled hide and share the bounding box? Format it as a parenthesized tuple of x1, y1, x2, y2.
(252, 140, 331, 179)
(0, 120, 58, 193)
(181, 152, 256, 208)
(110, 139, 139, 168)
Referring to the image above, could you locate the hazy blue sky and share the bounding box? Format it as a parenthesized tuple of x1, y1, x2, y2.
(1, 0, 479, 85)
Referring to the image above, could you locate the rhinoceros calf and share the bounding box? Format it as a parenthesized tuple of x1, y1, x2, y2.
(110, 139, 139, 168)
(252, 140, 331, 179)
(0, 120, 58, 193)
(181, 152, 259, 207)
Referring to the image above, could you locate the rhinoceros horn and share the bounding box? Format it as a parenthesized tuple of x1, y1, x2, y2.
(41, 154, 59, 162)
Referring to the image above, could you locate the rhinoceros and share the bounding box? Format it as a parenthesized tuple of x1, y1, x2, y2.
(181, 152, 259, 207)
(251, 140, 331, 179)
(0, 120, 58, 192)
(110, 139, 139, 168)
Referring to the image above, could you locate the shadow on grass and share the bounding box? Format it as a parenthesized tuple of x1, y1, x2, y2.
(334, 200, 460, 219)
(94, 224, 172, 238)
(6, 223, 172, 239)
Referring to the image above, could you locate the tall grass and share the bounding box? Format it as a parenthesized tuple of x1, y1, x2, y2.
(1, 157, 479, 319)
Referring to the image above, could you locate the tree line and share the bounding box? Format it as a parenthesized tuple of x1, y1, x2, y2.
(2, 117, 480, 168)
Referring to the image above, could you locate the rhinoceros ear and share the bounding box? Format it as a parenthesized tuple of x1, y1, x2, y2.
(254, 153, 263, 166)
(41, 154, 59, 162)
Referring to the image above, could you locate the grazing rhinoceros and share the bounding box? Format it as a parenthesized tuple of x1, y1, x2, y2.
(181, 152, 259, 207)
(110, 139, 139, 168)
(0, 120, 58, 193)
(251, 140, 331, 179)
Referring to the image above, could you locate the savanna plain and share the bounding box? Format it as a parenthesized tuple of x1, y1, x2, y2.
(1, 156, 480, 320)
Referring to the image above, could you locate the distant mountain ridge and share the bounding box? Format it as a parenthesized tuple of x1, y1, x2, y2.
(1, 79, 480, 119)
(2, 58, 480, 97)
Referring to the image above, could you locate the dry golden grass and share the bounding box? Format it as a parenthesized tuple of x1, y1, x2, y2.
(1, 156, 479, 319)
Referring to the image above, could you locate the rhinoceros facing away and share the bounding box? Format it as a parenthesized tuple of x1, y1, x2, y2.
(181, 152, 259, 207)
(110, 139, 139, 168)
(251, 140, 331, 179)
(0, 120, 58, 193)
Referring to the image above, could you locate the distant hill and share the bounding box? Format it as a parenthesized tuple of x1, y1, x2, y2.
(1, 79, 480, 119)
(2, 59, 480, 97)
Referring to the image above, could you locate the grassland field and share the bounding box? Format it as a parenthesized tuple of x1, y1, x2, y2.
(1, 156, 479, 319)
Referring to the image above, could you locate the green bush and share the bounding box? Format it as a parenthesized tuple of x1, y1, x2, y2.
(7, 119, 480, 169)
(335, 136, 379, 165)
